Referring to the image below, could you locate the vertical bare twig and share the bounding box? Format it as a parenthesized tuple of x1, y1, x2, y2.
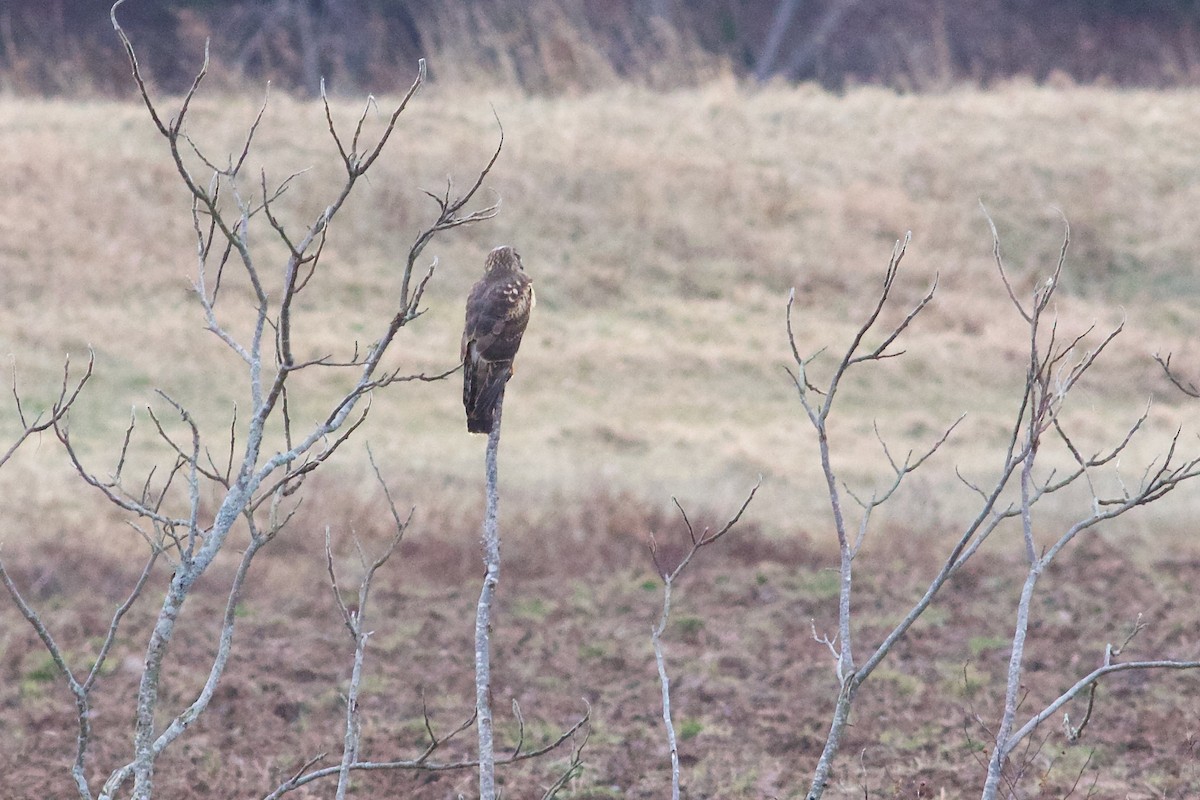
(326, 452, 411, 799)
(475, 389, 505, 800)
(326, 503, 409, 797)
(650, 481, 760, 799)
(265, 435, 587, 800)
(539, 727, 590, 799)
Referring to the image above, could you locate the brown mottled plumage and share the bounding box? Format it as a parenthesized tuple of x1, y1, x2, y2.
(461, 246, 535, 434)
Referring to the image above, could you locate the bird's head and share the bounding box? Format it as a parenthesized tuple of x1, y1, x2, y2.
(485, 245, 523, 274)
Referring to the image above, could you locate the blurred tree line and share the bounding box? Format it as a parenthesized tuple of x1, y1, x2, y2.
(4, 0, 1200, 95)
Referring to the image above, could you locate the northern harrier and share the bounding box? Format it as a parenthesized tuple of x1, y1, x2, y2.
(461, 245, 535, 434)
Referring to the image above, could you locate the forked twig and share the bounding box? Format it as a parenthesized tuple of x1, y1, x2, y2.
(1155, 351, 1200, 398)
(324, 451, 410, 800)
(2, 353, 94, 470)
(650, 479, 760, 800)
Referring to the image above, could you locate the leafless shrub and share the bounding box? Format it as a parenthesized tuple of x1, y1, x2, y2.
(0, 3, 584, 798)
(784, 213, 1200, 799)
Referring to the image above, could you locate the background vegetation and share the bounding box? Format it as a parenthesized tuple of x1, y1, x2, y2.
(8, 0, 1200, 95)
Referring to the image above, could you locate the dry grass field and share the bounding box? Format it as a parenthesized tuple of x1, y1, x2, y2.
(3, 77, 1200, 797)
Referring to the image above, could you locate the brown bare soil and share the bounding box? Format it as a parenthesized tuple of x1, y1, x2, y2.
(2, 485, 1198, 798)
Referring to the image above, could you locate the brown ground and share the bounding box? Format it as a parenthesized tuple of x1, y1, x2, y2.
(2, 484, 1198, 799)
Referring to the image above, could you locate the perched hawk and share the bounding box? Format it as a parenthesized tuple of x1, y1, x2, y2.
(461, 246, 535, 434)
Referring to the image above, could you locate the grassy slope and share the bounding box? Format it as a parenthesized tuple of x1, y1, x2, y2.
(2, 81, 1200, 796)
(3, 82, 1200, 535)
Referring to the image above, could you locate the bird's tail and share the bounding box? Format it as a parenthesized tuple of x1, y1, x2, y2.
(465, 360, 512, 434)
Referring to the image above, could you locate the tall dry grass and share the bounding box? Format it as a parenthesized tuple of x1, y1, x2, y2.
(8, 1, 1200, 97)
(1, 80, 1199, 555)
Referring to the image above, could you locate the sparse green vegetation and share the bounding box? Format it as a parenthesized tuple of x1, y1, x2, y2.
(672, 615, 705, 637)
(21, 653, 60, 685)
(870, 667, 923, 698)
(511, 596, 553, 622)
(946, 662, 990, 700)
(796, 569, 843, 600)
(968, 635, 1013, 657)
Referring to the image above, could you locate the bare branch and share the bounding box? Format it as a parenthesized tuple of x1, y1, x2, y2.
(0, 556, 92, 798)
(811, 619, 842, 667)
(824, 233, 934, 416)
(1154, 351, 1200, 398)
(1009, 658, 1200, 754)
(849, 272, 937, 366)
(1062, 679, 1098, 744)
(2, 353, 94, 470)
(264, 706, 590, 799)
(981, 201, 1030, 322)
(796, 212, 1200, 800)
(850, 415, 964, 555)
(85, 549, 161, 692)
(540, 727, 589, 799)
(56, 409, 186, 528)
(324, 475, 408, 800)
(358, 63, 426, 174)
(651, 479, 760, 799)
(325, 529, 354, 635)
(110, 0, 173, 137)
(320, 78, 351, 166)
(475, 391, 505, 800)
(401, 112, 503, 313)
(1, 530, 160, 800)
